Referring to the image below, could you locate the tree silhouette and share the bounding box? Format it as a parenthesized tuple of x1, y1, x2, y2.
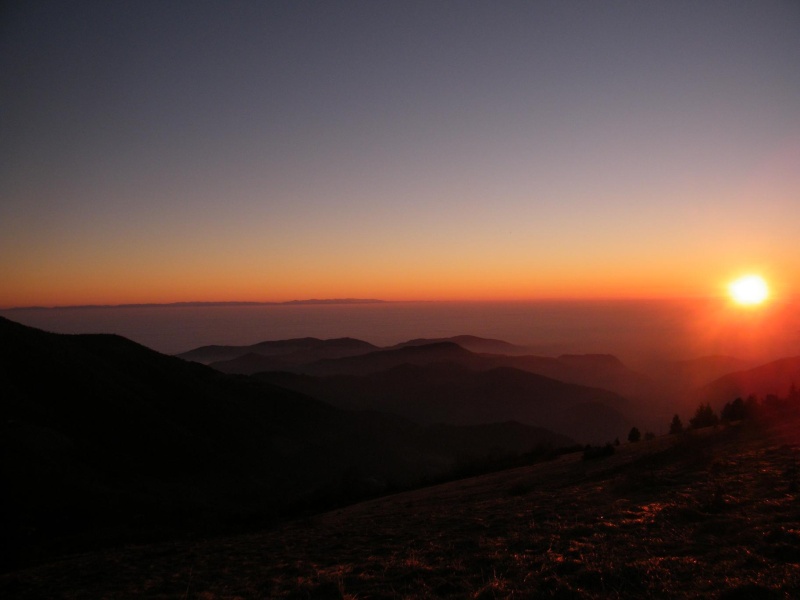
(689, 403, 719, 429)
(789, 383, 800, 405)
(628, 427, 641, 443)
(721, 397, 746, 422)
(669, 414, 683, 435)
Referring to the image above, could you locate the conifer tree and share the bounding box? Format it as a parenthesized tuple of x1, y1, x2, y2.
(669, 414, 683, 435)
(689, 403, 719, 429)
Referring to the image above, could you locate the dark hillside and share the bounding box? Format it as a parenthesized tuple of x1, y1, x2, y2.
(176, 336, 378, 365)
(197, 337, 653, 425)
(696, 356, 800, 410)
(0, 318, 570, 569)
(0, 318, 370, 566)
(197, 335, 651, 403)
(5, 419, 800, 598)
(662, 355, 752, 390)
(298, 341, 478, 376)
(637, 355, 753, 415)
(490, 352, 651, 397)
(259, 363, 631, 443)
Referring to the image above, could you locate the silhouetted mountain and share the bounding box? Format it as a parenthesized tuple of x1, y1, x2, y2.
(182, 336, 651, 405)
(643, 354, 750, 397)
(669, 355, 752, 385)
(182, 333, 648, 439)
(178, 336, 378, 365)
(392, 335, 529, 355)
(695, 356, 800, 409)
(259, 363, 631, 443)
(0, 319, 367, 564)
(298, 341, 477, 376)
(0, 317, 570, 568)
(211, 351, 295, 374)
(205, 337, 643, 440)
(477, 352, 653, 401)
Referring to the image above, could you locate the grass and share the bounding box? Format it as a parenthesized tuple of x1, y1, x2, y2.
(4, 419, 800, 598)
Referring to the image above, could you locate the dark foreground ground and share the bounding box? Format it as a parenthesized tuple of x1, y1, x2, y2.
(4, 420, 800, 599)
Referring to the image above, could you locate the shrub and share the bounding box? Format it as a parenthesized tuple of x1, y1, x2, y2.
(628, 427, 641, 443)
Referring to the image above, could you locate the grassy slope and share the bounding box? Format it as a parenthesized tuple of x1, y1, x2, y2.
(4, 420, 800, 599)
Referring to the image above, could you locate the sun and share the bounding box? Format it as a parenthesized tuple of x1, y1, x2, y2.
(728, 275, 769, 306)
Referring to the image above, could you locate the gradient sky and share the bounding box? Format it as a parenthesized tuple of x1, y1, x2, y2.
(2, 1, 799, 307)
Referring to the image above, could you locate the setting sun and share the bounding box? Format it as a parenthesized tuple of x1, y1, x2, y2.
(729, 275, 769, 306)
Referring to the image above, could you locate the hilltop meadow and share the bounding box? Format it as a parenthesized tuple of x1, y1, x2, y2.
(4, 418, 800, 599)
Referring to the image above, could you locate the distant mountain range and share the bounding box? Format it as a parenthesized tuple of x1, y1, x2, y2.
(182, 336, 651, 399)
(179, 334, 800, 437)
(258, 363, 631, 443)
(5, 316, 797, 570)
(0, 317, 569, 568)
(181, 336, 653, 437)
(391, 334, 529, 355)
(180, 336, 380, 366)
(7, 298, 386, 310)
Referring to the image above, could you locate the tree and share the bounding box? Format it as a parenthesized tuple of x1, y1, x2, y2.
(689, 403, 719, 429)
(628, 426, 641, 443)
(789, 383, 800, 405)
(744, 394, 760, 418)
(669, 414, 683, 435)
(721, 397, 746, 422)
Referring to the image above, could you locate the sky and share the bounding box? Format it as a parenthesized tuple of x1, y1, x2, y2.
(2, 0, 799, 307)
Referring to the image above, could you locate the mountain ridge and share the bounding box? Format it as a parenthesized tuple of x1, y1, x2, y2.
(695, 355, 800, 409)
(0, 317, 571, 569)
(179, 336, 378, 365)
(257, 362, 631, 443)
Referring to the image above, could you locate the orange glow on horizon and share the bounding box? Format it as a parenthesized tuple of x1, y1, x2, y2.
(1, 258, 794, 309)
(0, 281, 745, 309)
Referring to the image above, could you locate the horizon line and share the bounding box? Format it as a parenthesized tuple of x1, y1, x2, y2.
(1, 298, 391, 311)
(0, 294, 744, 311)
